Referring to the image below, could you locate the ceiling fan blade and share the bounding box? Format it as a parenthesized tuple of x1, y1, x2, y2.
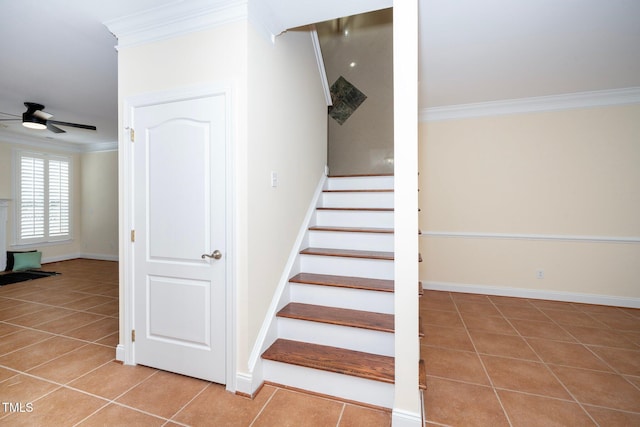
(0, 118, 20, 121)
(46, 123, 66, 133)
(33, 110, 53, 120)
(47, 120, 96, 131)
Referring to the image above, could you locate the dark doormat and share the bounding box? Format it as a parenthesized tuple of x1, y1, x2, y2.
(0, 270, 60, 286)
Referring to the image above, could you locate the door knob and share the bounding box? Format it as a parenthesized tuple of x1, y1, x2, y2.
(201, 250, 222, 260)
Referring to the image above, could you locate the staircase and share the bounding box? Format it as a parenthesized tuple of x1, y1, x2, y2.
(261, 174, 413, 409)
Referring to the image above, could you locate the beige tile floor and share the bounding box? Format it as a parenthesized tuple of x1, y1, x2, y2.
(421, 290, 640, 426)
(3, 259, 640, 426)
(0, 259, 391, 426)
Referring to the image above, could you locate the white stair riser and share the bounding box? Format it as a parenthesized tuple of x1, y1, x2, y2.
(321, 192, 394, 209)
(326, 176, 394, 191)
(277, 318, 394, 356)
(315, 210, 394, 228)
(299, 255, 393, 280)
(307, 230, 394, 252)
(289, 283, 394, 314)
(262, 360, 394, 408)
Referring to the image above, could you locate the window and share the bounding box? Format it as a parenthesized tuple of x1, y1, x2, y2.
(16, 151, 71, 244)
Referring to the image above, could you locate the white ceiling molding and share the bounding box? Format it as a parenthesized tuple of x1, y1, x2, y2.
(247, 0, 280, 42)
(420, 87, 640, 122)
(255, 0, 392, 39)
(1, 132, 117, 153)
(104, 0, 248, 49)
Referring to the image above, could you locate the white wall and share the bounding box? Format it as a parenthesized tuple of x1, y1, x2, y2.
(245, 25, 328, 359)
(116, 18, 328, 388)
(420, 104, 640, 305)
(80, 151, 118, 260)
(393, 0, 422, 423)
(116, 18, 249, 380)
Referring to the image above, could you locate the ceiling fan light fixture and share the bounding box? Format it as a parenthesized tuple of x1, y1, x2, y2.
(22, 113, 47, 130)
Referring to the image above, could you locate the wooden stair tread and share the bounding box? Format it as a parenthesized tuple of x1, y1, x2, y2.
(278, 303, 394, 332)
(309, 226, 394, 234)
(301, 247, 394, 260)
(317, 207, 393, 212)
(263, 339, 395, 384)
(289, 273, 394, 293)
(419, 359, 427, 390)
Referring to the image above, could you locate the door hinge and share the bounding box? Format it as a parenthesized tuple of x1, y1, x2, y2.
(130, 229, 135, 242)
(130, 128, 135, 142)
(131, 329, 136, 342)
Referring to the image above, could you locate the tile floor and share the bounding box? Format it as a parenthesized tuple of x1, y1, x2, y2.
(0, 259, 391, 426)
(3, 259, 639, 426)
(421, 289, 640, 426)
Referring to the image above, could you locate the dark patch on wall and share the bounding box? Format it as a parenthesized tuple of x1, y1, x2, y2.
(328, 76, 367, 125)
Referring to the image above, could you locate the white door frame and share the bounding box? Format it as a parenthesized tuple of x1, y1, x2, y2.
(118, 83, 237, 391)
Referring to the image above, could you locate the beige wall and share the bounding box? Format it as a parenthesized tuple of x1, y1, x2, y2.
(0, 139, 91, 262)
(117, 20, 328, 383)
(420, 104, 640, 302)
(80, 151, 118, 259)
(117, 19, 249, 377)
(319, 8, 393, 176)
(246, 26, 328, 355)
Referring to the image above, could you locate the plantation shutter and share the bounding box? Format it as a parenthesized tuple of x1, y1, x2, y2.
(48, 158, 70, 236)
(20, 155, 45, 240)
(18, 152, 71, 243)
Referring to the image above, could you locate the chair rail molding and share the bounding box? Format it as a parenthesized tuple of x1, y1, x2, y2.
(422, 231, 640, 245)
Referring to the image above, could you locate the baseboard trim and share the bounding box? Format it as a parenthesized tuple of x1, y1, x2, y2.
(235, 371, 263, 398)
(392, 408, 423, 427)
(115, 344, 125, 363)
(80, 253, 119, 262)
(423, 281, 640, 308)
(42, 252, 119, 264)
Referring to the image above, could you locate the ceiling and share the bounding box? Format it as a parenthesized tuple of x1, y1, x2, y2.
(0, 0, 638, 150)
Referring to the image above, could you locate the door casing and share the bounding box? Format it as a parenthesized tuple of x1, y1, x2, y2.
(118, 83, 236, 391)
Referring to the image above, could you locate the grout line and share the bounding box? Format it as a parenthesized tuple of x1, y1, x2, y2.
(0, 322, 118, 358)
(71, 400, 112, 427)
(166, 379, 211, 423)
(335, 403, 346, 427)
(61, 367, 178, 426)
(493, 302, 602, 426)
(450, 293, 514, 427)
(249, 385, 279, 426)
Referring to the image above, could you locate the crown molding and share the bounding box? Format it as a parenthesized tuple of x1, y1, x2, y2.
(0, 131, 117, 153)
(420, 87, 640, 122)
(105, 0, 248, 49)
(247, 0, 280, 42)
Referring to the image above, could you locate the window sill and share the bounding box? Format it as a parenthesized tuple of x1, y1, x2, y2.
(11, 239, 74, 250)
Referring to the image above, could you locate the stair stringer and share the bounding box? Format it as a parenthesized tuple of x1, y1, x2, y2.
(239, 169, 328, 397)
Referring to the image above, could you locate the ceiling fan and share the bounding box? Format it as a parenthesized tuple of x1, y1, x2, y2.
(0, 102, 97, 134)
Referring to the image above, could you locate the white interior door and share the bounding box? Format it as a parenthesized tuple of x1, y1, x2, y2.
(132, 94, 226, 383)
